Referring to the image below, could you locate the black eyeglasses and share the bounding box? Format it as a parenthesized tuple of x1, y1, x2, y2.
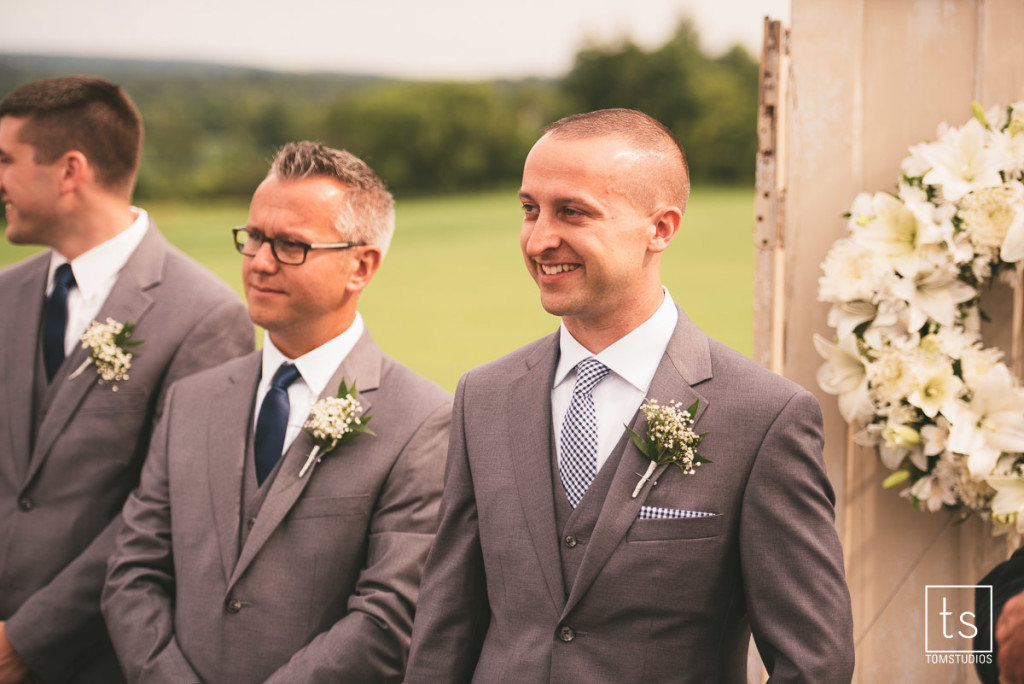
(232, 227, 365, 265)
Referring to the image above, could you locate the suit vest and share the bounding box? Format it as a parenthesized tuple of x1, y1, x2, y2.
(551, 432, 631, 597)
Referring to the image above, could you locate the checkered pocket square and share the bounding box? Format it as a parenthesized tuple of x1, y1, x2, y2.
(637, 505, 716, 520)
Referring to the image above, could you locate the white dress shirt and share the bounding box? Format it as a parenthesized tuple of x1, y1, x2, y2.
(47, 208, 149, 356)
(552, 289, 678, 473)
(255, 313, 366, 454)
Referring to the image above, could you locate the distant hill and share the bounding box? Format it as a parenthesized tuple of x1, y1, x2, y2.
(0, 52, 390, 104)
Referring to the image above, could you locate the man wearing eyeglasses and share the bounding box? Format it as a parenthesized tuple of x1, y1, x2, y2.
(102, 141, 451, 683)
(0, 77, 253, 684)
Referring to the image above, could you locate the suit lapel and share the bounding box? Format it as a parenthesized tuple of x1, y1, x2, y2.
(26, 226, 165, 486)
(227, 331, 382, 590)
(562, 308, 713, 617)
(507, 333, 566, 611)
(2, 254, 49, 484)
(207, 352, 262, 584)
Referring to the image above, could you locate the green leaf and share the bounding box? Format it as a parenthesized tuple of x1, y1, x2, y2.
(625, 424, 659, 461)
(882, 470, 911, 489)
(686, 399, 699, 416)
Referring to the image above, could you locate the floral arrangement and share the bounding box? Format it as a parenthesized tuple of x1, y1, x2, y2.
(298, 379, 374, 477)
(68, 318, 141, 390)
(626, 398, 709, 498)
(814, 102, 1024, 533)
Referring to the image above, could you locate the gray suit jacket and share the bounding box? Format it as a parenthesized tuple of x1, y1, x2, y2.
(406, 308, 855, 683)
(102, 331, 451, 684)
(0, 223, 254, 683)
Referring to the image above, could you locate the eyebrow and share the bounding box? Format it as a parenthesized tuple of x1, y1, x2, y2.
(519, 190, 599, 209)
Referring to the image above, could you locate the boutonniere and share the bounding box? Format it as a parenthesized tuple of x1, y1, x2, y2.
(298, 379, 375, 477)
(67, 318, 142, 391)
(626, 398, 710, 498)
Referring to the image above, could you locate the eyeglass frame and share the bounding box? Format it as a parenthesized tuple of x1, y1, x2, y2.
(232, 227, 366, 265)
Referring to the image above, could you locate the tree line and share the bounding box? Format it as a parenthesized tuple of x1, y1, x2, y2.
(0, 19, 760, 200)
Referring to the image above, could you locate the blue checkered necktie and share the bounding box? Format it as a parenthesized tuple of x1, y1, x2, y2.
(254, 363, 302, 486)
(43, 263, 76, 382)
(559, 358, 611, 508)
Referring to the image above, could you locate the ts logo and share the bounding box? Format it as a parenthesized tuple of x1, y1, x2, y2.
(925, 585, 993, 654)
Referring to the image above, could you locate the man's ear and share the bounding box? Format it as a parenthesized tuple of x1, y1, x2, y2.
(345, 246, 384, 294)
(648, 205, 683, 253)
(58, 151, 90, 195)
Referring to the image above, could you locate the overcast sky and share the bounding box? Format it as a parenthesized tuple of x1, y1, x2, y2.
(1, 0, 790, 79)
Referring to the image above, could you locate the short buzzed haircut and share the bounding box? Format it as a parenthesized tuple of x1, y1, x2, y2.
(543, 108, 690, 212)
(270, 141, 396, 255)
(0, 76, 143, 195)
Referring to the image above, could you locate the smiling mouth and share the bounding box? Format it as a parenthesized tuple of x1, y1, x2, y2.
(539, 263, 580, 275)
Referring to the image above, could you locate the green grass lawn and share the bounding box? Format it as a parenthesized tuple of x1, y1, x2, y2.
(0, 186, 754, 391)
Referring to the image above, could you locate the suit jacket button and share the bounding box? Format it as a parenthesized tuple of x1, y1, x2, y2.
(247, 517, 257, 529)
(564, 535, 577, 548)
(17, 498, 33, 512)
(557, 625, 575, 642)
(225, 598, 242, 614)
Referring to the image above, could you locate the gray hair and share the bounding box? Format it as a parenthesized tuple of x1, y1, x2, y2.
(270, 141, 395, 254)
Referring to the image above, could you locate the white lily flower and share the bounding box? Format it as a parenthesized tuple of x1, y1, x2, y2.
(813, 334, 872, 423)
(907, 472, 957, 512)
(918, 118, 1009, 202)
(889, 264, 976, 330)
(947, 364, 1024, 478)
(827, 301, 876, 341)
(921, 417, 951, 456)
(987, 476, 1024, 531)
(854, 192, 923, 277)
(907, 362, 963, 419)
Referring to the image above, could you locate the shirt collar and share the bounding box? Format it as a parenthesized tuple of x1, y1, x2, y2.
(261, 312, 366, 397)
(48, 207, 149, 300)
(554, 289, 678, 392)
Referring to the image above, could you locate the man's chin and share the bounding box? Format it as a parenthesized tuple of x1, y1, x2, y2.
(537, 293, 578, 318)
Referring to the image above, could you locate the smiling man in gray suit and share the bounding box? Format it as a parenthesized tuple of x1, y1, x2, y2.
(406, 109, 855, 683)
(0, 77, 253, 684)
(102, 141, 451, 683)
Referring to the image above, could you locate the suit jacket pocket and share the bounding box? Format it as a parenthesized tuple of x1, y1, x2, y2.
(627, 513, 723, 541)
(290, 495, 369, 520)
(77, 388, 148, 414)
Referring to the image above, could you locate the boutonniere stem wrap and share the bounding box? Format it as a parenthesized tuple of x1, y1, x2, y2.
(299, 379, 374, 477)
(67, 318, 142, 390)
(627, 399, 710, 498)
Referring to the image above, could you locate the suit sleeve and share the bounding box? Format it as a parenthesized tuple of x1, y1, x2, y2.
(740, 389, 855, 683)
(404, 375, 491, 684)
(101, 384, 202, 683)
(975, 545, 1024, 683)
(261, 396, 451, 684)
(155, 296, 254, 408)
(4, 294, 252, 681)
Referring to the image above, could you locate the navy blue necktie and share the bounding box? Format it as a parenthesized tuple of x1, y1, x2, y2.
(43, 263, 76, 382)
(254, 363, 301, 485)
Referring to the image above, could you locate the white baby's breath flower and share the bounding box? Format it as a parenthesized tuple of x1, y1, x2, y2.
(298, 379, 374, 478)
(627, 399, 709, 498)
(69, 318, 140, 390)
